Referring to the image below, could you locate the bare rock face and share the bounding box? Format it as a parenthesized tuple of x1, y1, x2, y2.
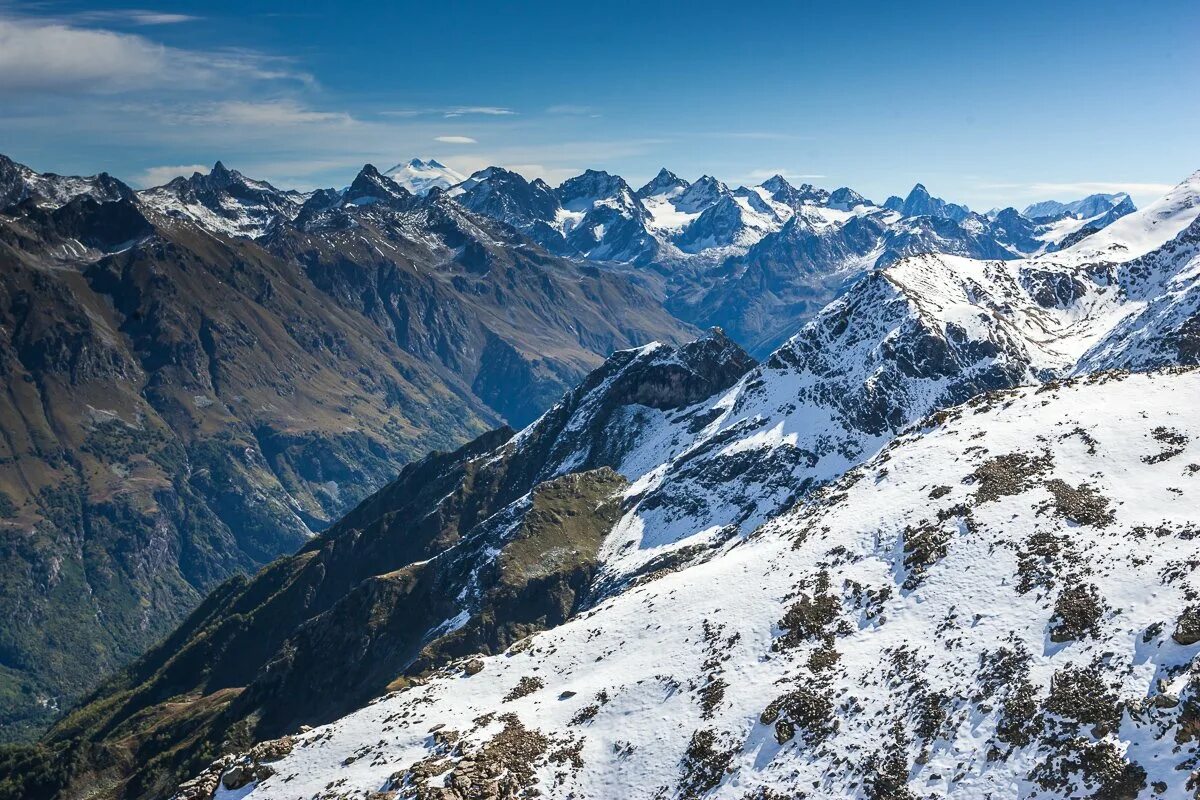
(174, 736, 293, 799)
(219, 764, 253, 791)
(1173, 608, 1200, 645)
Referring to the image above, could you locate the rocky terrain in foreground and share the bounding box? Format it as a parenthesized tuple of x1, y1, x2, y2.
(198, 366, 1200, 800)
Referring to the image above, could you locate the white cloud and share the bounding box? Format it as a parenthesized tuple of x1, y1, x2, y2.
(435, 135, 478, 144)
(208, 100, 354, 127)
(134, 163, 210, 187)
(127, 12, 198, 25)
(0, 14, 305, 94)
(443, 106, 514, 117)
(69, 10, 201, 26)
(380, 106, 515, 119)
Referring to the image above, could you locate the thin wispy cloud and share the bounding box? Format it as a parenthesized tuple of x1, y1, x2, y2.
(69, 9, 202, 26)
(435, 135, 478, 144)
(443, 106, 514, 117)
(135, 163, 210, 186)
(208, 100, 354, 126)
(380, 106, 516, 119)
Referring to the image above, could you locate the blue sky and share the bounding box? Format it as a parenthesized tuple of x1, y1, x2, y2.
(0, 0, 1195, 208)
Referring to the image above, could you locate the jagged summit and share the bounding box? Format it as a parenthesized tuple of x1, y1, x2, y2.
(346, 162, 410, 204)
(760, 174, 829, 207)
(109, 154, 1161, 364)
(673, 174, 729, 212)
(899, 182, 970, 221)
(558, 168, 636, 207)
(760, 173, 794, 193)
(637, 167, 689, 198)
(0, 153, 133, 210)
(826, 185, 870, 210)
(139, 159, 304, 237)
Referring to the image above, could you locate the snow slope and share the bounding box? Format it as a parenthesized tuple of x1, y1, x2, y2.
(210, 368, 1200, 800)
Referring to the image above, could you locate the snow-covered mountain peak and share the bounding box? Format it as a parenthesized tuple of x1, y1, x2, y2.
(637, 167, 689, 199)
(383, 157, 467, 195)
(672, 175, 730, 213)
(345, 163, 411, 205)
(557, 169, 639, 212)
(137, 160, 304, 238)
(0, 153, 133, 210)
(760, 175, 830, 208)
(451, 167, 563, 233)
(825, 186, 871, 211)
(900, 183, 970, 221)
(180, 160, 276, 195)
(759, 174, 794, 194)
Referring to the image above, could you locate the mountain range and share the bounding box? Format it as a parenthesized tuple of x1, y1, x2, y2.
(146, 167, 1195, 800)
(0, 153, 691, 742)
(0, 151, 1192, 800)
(447, 166, 1133, 355)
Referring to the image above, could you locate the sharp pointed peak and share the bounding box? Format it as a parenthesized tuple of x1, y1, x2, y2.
(761, 173, 794, 188)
